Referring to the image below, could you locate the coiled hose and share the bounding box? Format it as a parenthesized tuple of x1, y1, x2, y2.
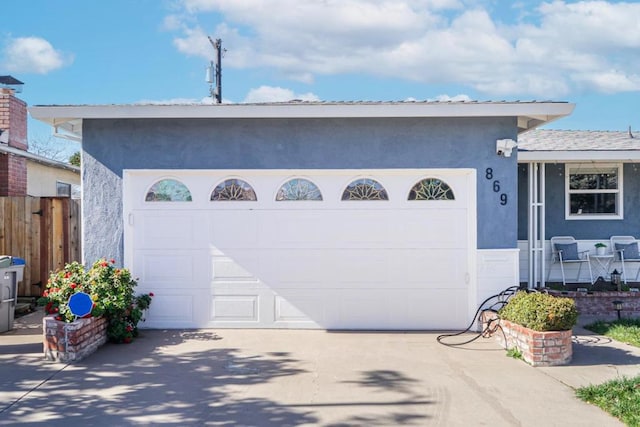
(436, 285, 522, 346)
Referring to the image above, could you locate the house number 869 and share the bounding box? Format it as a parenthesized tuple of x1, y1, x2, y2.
(485, 168, 508, 206)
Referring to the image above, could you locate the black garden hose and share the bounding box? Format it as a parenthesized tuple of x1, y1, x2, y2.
(436, 285, 521, 347)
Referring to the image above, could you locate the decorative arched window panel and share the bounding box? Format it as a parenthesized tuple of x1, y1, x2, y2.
(276, 178, 323, 201)
(145, 179, 192, 202)
(211, 179, 257, 201)
(408, 178, 455, 201)
(341, 178, 389, 201)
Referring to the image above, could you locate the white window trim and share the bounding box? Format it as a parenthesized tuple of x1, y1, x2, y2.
(565, 162, 623, 220)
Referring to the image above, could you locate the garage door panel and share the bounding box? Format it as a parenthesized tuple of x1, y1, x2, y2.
(255, 249, 468, 289)
(135, 250, 210, 287)
(330, 211, 393, 245)
(212, 252, 260, 282)
(328, 251, 391, 283)
(143, 290, 209, 329)
(403, 250, 468, 283)
(274, 295, 321, 327)
(210, 289, 280, 326)
(265, 210, 465, 248)
(405, 288, 469, 330)
(259, 250, 329, 284)
(215, 210, 471, 250)
(334, 292, 396, 329)
(211, 295, 259, 322)
(396, 210, 468, 247)
(217, 210, 397, 249)
(321, 289, 467, 330)
(207, 291, 321, 328)
(263, 212, 334, 245)
(394, 250, 467, 285)
(135, 212, 209, 249)
(209, 211, 260, 248)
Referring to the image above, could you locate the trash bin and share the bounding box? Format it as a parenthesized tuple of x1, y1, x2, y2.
(0, 256, 26, 333)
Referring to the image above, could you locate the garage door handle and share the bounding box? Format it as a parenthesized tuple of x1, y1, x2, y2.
(128, 213, 134, 226)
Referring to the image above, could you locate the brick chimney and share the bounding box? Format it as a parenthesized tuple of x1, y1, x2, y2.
(0, 76, 28, 196)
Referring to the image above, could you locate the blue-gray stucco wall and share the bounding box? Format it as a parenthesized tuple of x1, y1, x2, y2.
(82, 117, 518, 263)
(517, 163, 640, 240)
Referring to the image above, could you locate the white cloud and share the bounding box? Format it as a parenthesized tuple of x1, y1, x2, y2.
(574, 70, 640, 94)
(431, 94, 472, 102)
(3, 37, 71, 74)
(135, 96, 235, 104)
(162, 15, 184, 31)
(135, 98, 201, 104)
(243, 86, 320, 103)
(172, 26, 210, 57)
(169, 0, 640, 97)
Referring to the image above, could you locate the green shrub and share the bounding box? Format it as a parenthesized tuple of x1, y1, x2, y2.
(498, 291, 578, 331)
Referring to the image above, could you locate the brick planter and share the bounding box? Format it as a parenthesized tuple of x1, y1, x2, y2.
(482, 312, 572, 367)
(547, 290, 640, 317)
(43, 315, 108, 362)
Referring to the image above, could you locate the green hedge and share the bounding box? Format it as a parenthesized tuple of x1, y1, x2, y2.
(498, 291, 578, 331)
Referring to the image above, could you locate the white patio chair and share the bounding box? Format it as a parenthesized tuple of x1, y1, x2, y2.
(610, 236, 640, 284)
(549, 236, 594, 286)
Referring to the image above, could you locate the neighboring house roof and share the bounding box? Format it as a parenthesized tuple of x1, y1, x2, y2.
(518, 129, 640, 162)
(0, 75, 24, 85)
(0, 75, 24, 93)
(29, 100, 575, 140)
(0, 143, 80, 173)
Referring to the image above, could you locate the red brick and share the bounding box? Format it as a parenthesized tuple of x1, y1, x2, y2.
(43, 315, 107, 362)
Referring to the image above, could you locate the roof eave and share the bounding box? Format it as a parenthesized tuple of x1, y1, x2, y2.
(518, 150, 640, 162)
(29, 102, 575, 140)
(0, 144, 80, 172)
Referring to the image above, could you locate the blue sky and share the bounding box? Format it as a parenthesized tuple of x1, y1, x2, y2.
(2, 0, 639, 154)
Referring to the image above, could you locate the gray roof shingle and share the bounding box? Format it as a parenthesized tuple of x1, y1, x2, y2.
(518, 129, 640, 152)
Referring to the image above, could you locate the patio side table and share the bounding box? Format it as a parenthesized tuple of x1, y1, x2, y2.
(590, 254, 614, 280)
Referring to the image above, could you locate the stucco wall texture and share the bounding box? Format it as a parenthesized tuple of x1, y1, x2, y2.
(82, 116, 518, 263)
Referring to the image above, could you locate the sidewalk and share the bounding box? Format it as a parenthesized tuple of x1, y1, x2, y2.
(538, 315, 640, 390)
(1, 309, 635, 426)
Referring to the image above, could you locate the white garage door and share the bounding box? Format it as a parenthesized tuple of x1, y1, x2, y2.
(123, 169, 476, 330)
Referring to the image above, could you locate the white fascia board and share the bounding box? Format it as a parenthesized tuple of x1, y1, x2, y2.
(29, 102, 574, 120)
(29, 102, 575, 139)
(518, 150, 640, 162)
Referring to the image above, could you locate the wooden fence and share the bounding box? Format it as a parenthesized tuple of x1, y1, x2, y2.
(0, 196, 81, 297)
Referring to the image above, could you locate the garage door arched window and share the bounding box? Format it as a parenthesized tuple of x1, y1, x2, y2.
(145, 179, 193, 202)
(211, 179, 257, 201)
(341, 178, 389, 201)
(408, 178, 455, 201)
(276, 178, 323, 201)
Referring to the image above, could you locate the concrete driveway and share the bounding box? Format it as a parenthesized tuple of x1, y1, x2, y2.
(0, 310, 632, 426)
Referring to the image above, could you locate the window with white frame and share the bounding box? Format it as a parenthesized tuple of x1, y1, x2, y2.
(566, 163, 622, 219)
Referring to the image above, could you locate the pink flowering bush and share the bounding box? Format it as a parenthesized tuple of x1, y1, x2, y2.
(38, 258, 153, 344)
